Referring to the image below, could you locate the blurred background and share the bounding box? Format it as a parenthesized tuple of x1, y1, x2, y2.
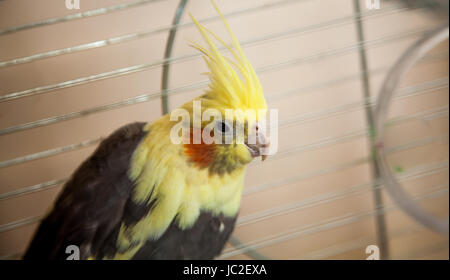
(0, 0, 448, 260)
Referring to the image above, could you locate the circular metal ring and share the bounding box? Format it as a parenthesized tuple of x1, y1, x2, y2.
(374, 22, 449, 234)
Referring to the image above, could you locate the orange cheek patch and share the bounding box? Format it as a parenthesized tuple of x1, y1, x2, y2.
(184, 128, 216, 168)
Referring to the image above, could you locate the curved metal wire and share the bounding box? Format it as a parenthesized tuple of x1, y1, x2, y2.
(161, 0, 188, 114)
(374, 22, 449, 234)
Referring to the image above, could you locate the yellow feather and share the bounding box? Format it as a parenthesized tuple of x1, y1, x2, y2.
(189, 0, 267, 111)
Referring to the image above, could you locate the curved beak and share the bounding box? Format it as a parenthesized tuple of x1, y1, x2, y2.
(245, 129, 270, 161)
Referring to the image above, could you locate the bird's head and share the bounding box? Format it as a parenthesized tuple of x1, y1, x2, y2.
(175, 3, 269, 176)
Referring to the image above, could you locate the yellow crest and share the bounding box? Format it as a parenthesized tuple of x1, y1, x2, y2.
(189, 1, 267, 111)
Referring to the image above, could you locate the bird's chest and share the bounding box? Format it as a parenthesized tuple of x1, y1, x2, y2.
(170, 163, 245, 229)
(120, 149, 245, 259)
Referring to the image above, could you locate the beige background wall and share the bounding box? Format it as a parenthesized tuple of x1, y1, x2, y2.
(0, 0, 448, 259)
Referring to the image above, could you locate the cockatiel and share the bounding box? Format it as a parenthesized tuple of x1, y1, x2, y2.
(24, 2, 268, 260)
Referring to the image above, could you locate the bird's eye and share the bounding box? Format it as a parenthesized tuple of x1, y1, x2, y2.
(216, 121, 231, 134)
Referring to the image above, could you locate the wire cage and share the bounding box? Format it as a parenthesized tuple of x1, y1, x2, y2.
(0, 0, 448, 260)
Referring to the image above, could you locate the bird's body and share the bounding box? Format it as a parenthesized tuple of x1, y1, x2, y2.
(25, 121, 240, 259)
(24, 2, 269, 260)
